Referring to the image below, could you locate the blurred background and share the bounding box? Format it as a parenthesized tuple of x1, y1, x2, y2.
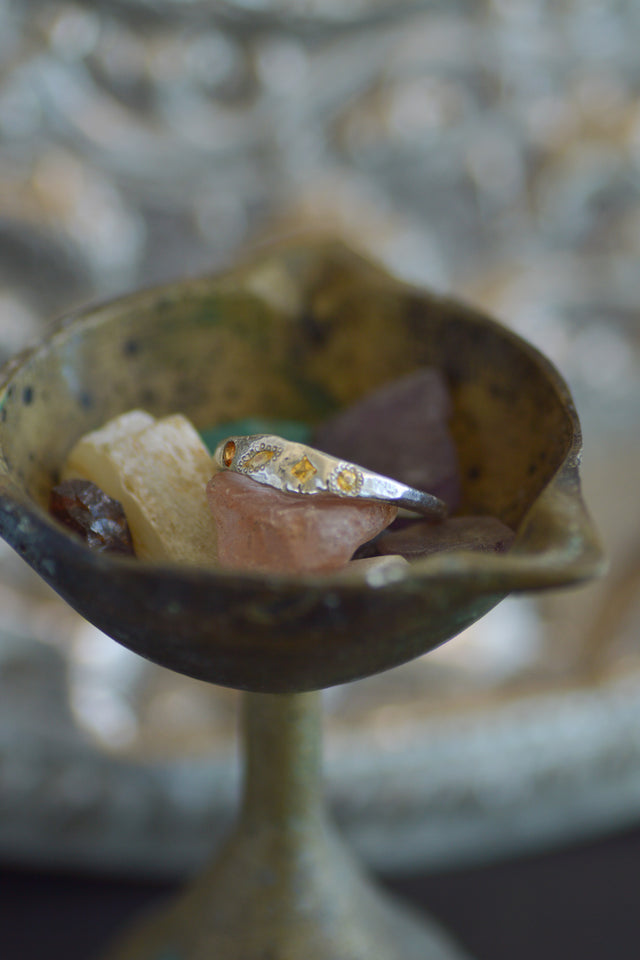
(1, 0, 640, 956)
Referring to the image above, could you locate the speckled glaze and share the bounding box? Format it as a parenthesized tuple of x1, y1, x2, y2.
(0, 241, 602, 693)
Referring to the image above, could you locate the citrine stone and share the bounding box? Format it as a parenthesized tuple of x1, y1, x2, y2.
(207, 472, 397, 574)
(223, 440, 236, 467)
(243, 448, 276, 471)
(50, 478, 135, 556)
(291, 455, 317, 484)
(335, 468, 359, 494)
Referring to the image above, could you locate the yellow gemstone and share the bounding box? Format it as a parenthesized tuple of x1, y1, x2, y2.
(291, 455, 317, 484)
(223, 440, 236, 467)
(243, 448, 276, 471)
(336, 468, 359, 494)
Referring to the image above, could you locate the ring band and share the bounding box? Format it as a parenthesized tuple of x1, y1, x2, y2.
(214, 434, 447, 520)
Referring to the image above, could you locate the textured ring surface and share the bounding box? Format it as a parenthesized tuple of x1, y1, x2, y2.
(214, 434, 448, 519)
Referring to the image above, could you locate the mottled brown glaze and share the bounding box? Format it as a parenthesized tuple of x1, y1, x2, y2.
(0, 241, 603, 693)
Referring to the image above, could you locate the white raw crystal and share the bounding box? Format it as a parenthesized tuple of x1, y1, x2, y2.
(63, 410, 219, 565)
(340, 554, 411, 586)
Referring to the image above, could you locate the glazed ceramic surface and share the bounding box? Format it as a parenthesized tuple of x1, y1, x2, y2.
(0, 243, 602, 692)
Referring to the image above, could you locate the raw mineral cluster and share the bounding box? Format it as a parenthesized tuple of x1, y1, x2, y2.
(50, 369, 514, 577)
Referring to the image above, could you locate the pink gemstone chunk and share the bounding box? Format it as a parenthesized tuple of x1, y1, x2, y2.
(207, 472, 397, 574)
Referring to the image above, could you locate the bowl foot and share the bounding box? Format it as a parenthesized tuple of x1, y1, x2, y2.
(101, 824, 472, 960)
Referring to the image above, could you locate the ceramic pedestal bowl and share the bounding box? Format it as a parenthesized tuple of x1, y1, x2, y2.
(0, 242, 602, 960)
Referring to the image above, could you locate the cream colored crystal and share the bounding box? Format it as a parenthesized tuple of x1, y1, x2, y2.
(63, 410, 219, 564)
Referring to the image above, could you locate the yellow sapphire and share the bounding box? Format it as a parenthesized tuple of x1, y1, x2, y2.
(291, 456, 317, 483)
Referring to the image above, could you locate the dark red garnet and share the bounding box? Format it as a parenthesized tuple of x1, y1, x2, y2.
(50, 478, 135, 556)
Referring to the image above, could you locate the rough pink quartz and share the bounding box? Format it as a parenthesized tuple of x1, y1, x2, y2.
(376, 515, 515, 560)
(313, 367, 461, 511)
(207, 472, 397, 574)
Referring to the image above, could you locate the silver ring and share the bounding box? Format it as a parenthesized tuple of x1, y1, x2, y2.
(214, 434, 447, 520)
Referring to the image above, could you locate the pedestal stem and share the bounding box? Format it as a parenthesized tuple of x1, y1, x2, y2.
(240, 690, 324, 829)
(103, 688, 471, 960)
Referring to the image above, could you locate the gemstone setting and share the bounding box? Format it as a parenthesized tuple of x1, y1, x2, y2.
(290, 455, 317, 484)
(328, 464, 363, 496)
(223, 440, 236, 467)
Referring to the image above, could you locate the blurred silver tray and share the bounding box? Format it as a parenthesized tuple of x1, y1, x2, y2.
(1, 0, 640, 879)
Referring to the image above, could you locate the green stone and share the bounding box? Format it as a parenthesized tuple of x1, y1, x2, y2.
(200, 418, 311, 453)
